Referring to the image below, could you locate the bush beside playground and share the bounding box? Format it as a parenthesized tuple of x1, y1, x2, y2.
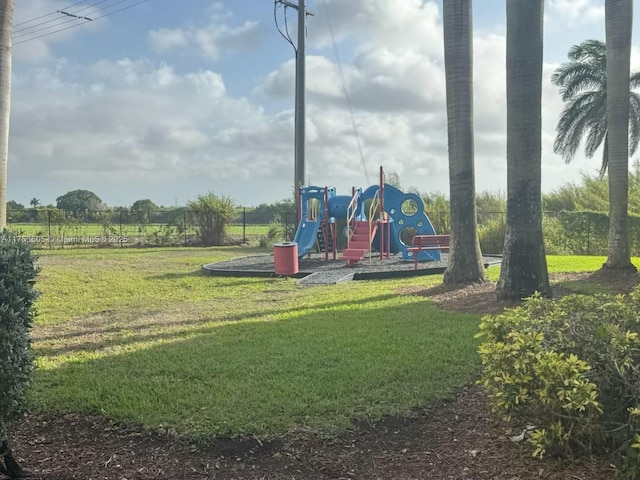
(478, 288, 640, 476)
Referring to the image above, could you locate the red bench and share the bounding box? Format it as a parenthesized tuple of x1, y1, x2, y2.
(407, 235, 450, 269)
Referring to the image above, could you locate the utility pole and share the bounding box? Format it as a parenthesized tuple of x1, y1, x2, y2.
(274, 0, 313, 207)
(294, 0, 306, 193)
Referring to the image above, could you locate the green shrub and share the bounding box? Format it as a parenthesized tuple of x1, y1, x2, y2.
(547, 211, 609, 256)
(267, 214, 288, 243)
(540, 210, 640, 257)
(0, 232, 38, 468)
(187, 192, 236, 246)
(541, 215, 573, 255)
(478, 289, 640, 470)
(477, 216, 505, 254)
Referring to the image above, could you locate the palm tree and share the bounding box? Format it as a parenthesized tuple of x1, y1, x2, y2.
(552, 39, 640, 176)
(603, 0, 635, 270)
(0, 0, 11, 230)
(441, 0, 486, 285)
(496, 0, 550, 300)
(29, 198, 40, 208)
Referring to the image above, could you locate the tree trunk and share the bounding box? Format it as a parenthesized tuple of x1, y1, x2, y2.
(0, 3, 23, 477)
(442, 0, 486, 285)
(496, 0, 550, 300)
(0, 0, 13, 230)
(603, 0, 635, 270)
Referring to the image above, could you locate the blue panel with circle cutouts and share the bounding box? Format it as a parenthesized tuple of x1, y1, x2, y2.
(361, 184, 441, 261)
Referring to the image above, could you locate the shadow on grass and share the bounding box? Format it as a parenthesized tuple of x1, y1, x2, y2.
(31, 299, 481, 441)
(552, 269, 640, 296)
(33, 292, 403, 350)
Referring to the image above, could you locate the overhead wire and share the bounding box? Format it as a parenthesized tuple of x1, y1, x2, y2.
(320, 0, 370, 185)
(283, 5, 295, 50)
(13, 0, 112, 36)
(13, 0, 89, 28)
(14, 0, 138, 39)
(13, 0, 150, 46)
(274, 1, 296, 53)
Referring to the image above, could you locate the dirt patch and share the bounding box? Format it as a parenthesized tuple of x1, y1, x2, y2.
(399, 270, 640, 315)
(8, 270, 638, 479)
(9, 385, 614, 480)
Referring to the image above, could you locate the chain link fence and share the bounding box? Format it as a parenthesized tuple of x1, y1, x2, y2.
(5, 208, 639, 256)
(5, 208, 296, 249)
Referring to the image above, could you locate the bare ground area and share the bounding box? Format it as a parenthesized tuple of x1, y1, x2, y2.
(7, 270, 640, 480)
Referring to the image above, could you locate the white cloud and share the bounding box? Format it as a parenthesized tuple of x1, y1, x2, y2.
(11, 60, 262, 186)
(148, 5, 262, 60)
(148, 28, 189, 52)
(548, 0, 604, 27)
(310, 0, 443, 58)
(9, 0, 632, 207)
(262, 0, 447, 114)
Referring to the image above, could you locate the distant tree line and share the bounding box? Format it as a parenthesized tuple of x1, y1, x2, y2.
(4, 166, 640, 252)
(6, 189, 297, 225)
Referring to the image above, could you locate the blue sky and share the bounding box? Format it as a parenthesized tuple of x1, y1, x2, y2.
(8, 0, 640, 208)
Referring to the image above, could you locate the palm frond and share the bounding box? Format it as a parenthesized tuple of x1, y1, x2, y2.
(567, 39, 605, 63)
(553, 39, 640, 176)
(631, 71, 640, 91)
(600, 135, 609, 177)
(552, 40, 607, 101)
(554, 92, 607, 163)
(552, 62, 605, 86)
(584, 114, 607, 159)
(629, 92, 640, 155)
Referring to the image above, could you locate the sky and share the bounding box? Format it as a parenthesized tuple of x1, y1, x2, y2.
(8, 0, 640, 208)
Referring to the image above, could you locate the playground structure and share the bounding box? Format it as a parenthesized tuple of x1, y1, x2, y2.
(292, 167, 443, 266)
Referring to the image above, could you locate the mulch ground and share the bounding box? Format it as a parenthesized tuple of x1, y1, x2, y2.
(6, 270, 639, 480)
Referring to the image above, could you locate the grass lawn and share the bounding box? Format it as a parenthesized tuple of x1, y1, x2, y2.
(28, 249, 633, 441)
(30, 247, 479, 439)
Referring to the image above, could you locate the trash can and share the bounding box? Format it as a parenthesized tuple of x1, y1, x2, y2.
(273, 242, 299, 276)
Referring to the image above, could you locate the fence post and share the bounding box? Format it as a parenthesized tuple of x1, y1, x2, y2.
(119, 209, 124, 248)
(243, 207, 246, 244)
(47, 210, 52, 250)
(587, 215, 591, 256)
(183, 211, 187, 246)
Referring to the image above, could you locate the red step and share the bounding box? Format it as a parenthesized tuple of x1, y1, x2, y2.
(341, 220, 379, 265)
(350, 233, 369, 241)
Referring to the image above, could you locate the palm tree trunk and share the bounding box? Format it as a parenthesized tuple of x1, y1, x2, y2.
(603, 0, 635, 270)
(0, 0, 13, 230)
(442, 0, 486, 285)
(0, 2, 16, 475)
(496, 0, 550, 300)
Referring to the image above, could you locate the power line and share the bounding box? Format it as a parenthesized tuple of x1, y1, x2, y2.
(14, 0, 137, 39)
(13, 0, 150, 46)
(320, 0, 370, 185)
(13, 0, 112, 36)
(13, 0, 89, 28)
(274, 1, 296, 53)
(64, 0, 112, 16)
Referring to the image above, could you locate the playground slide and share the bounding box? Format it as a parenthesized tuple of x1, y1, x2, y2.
(293, 218, 322, 258)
